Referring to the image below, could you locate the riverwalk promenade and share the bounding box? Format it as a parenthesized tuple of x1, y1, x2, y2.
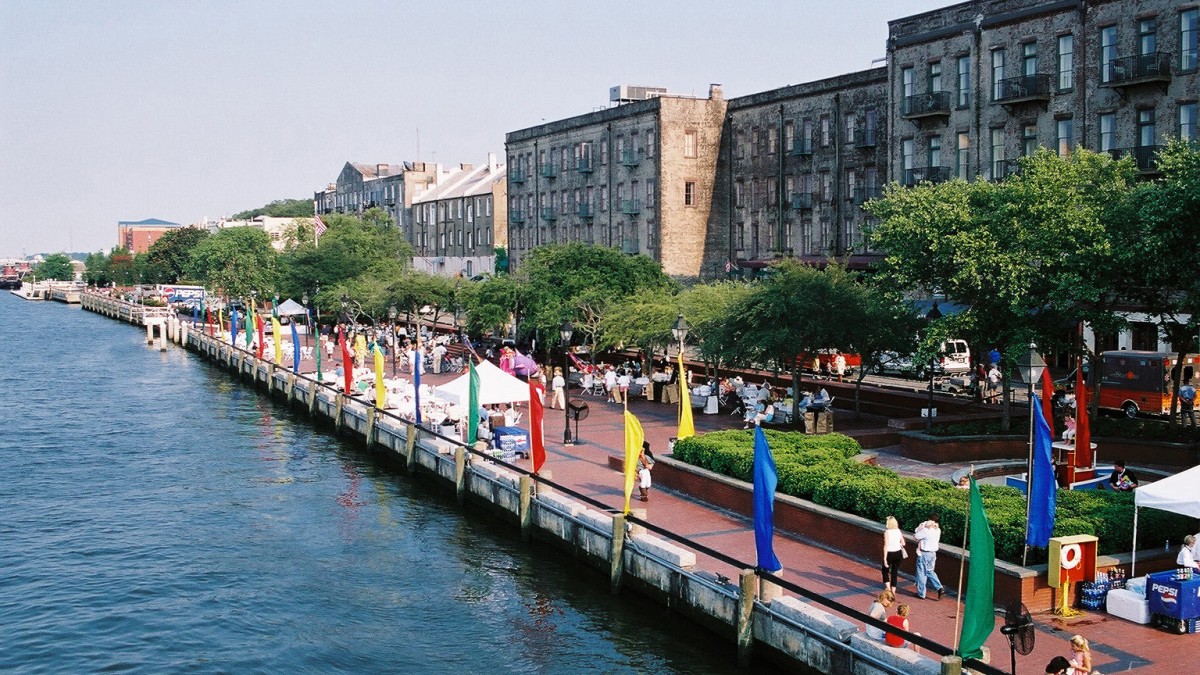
(77, 292, 1192, 674)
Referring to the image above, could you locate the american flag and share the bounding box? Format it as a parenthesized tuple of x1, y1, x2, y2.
(314, 214, 327, 237)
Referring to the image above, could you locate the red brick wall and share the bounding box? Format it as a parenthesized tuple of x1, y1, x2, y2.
(898, 433, 1027, 463)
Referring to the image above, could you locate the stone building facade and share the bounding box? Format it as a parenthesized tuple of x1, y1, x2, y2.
(411, 155, 507, 278)
(886, 0, 1198, 184)
(313, 162, 450, 239)
(504, 86, 727, 277)
(717, 69, 888, 272)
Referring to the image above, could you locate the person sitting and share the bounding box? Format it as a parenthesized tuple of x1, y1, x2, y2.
(865, 590, 895, 641)
(1062, 412, 1077, 442)
(796, 390, 815, 413)
(1179, 535, 1200, 570)
(810, 387, 831, 412)
(744, 399, 765, 427)
(884, 604, 919, 651)
(1108, 460, 1139, 491)
(745, 397, 775, 428)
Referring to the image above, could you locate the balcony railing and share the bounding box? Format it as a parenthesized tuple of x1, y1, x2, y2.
(621, 238, 640, 255)
(576, 203, 594, 218)
(508, 168, 527, 184)
(1108, 145, 1163, 172)
(1103, 52, 1172, 87)
(790, 138, 813, 156)
(902, 166, 952, 187)
(994, 74, 1053, 103)
(851, 186, 883, 205)
(509, 209, 526, 224)
(901, 91, 953, 119)
(620, 149, 641, 167)
(991, 159, 1022, 181)
(853, 127, 877, 148)
(539, 164, 558, 179)
(540, 207, 558, 221)
(576, 158, 594, 173)
(789, 192, 814, 210)
(620, 199, 642, 215)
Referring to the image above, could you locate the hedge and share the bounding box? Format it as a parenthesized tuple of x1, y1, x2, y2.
(671, 429, 1195, 565)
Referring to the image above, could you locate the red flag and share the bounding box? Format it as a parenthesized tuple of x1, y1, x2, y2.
(1075, 362, 1092, 468)
(529, 380, 546, 474)
(1040, 367, 1055, 438)
(255, 314, 265, 359)
(340, 326, 354, 394)
(205, 306, 212, 336)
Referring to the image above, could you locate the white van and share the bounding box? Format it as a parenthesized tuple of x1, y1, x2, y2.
(938, 339, 971, 374)
(872, 339, 971, 377)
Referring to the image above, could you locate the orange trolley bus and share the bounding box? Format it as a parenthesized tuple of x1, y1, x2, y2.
(1096, 350, 1200, 418)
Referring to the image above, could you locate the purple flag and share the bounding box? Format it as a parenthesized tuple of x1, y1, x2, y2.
(753, 427, 782, 572)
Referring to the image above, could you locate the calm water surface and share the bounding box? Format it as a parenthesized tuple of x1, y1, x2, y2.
(0, 294, 753, 674)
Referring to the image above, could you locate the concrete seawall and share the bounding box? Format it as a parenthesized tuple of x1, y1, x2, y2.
(81, 291, 994, 675)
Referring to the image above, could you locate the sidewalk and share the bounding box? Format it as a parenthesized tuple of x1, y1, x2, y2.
(291, 352, 1185, 674)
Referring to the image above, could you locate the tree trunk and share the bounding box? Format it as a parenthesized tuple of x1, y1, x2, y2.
(1000, 373, 1012, 432)
(854, 370, 864, 419)
(1170, 349, 1186, 427)
(791, 366, 803, 429)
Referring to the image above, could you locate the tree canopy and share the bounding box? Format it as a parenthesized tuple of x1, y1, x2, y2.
(35, 253, 74, 281)
(143, 226, 210, 284)
(185, 226, 278, 299)
(231, 198, 314, 220)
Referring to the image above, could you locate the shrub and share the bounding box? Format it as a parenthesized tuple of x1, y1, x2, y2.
(671, 429, 1194, 565)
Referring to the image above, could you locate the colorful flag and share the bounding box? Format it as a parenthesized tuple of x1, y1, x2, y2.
(373, 344, 386, 409)
(959, 476, 995, 660)
(245, 303, 254, 348)
(231, 309, 239, 346)
(1026, 396, 1057, 548)
(529, 380, 546, 474)
(314, 214, 327, 238)
(467, 360, 480, 444)
(677, 352, 695, 439)
(1040, 367, 1055, 438)
(271, 316, 284, 364)
(753, 427, 782, 572)
(290, 319, 301, 372)
(413, 348, 422, 425)
(340, 327, 354, 394)
(255, 314, 266, 359)
(1075, 359, 1092, 468)
(622, 410, 645, 514)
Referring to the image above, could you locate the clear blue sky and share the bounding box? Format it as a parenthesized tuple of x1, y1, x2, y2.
(0, 0, 951, 257)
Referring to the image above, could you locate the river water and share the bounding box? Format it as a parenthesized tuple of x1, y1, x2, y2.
(0, 295, 754, 674)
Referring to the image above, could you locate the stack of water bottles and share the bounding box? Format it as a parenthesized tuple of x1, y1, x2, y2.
(1080, 569, 1120, 610)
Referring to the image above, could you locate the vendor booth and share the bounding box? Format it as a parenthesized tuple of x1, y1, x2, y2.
(436, 359, 531, 406)
(1129, 465, 1200, 632)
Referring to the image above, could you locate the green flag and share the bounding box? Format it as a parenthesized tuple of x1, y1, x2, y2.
(959, 476, 995, 660)
(467, 360, 480, 444)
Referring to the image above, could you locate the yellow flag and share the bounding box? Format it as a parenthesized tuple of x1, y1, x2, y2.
(623, 410, 645, 514)
(271, 316, 284, 364)
(373, 344, 386, 409)
(678, 352, 695, 439)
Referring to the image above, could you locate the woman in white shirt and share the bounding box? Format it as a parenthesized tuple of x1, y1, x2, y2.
(882, 516, 908, 592)
(551, 368, 566, 410)
(1179, 535, 1200, 570)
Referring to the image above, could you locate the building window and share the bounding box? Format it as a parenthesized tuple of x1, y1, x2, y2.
(1100, 26, 1118, 83)
(846, 170, 857, 198)
(1022, 125, 1038, 157)
(956, 132, 970, 180)
(735, 181, 745, 208)
(767, 127, 777, 155)
(865, 167, 878, 198)
(645, 130, 655, 158)
(1139, 18, 1157, 58)
(801, 118, 813, 151)
(1057, 34, 1074, 90)
(929, 61, 942, 92)
(845, 113, 856, 145)
(957, 56, 971, 108)
(991, 128, 1006, 179)
(684, 130, 698, 158)
(1056, 118, 1074, 156)
(750, 127, 760, 158)
(901, 67, 914, 99)
(991, 49, 1006, 100)
(821, 173, 832, 202)
(646, 179, 655, 207)
(1180, 102, 1198, 141)
(1098, 112, 1116, 152)
(767, 177, 778, 206)
(1183, 9, 1199, 72)
(1138, 109, 1156, 149)
(684, 181, 696, 207)
(820, 116, 831, 147)
(901, 138, 914, 173)
(1022, 42, 1037, 77)
(783, 121, 794, 151)
(928, 135, 942, 169)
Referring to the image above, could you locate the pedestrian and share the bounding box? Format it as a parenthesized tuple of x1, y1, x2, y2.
(604, 365, 618, 403)
(1108, 459, 1138, 491)
(881, 516, 908, 592)
(638, 441, 653, 502)
(1045, 656, 1072, 675)
(864, 590, 896, 641)
(1067, 634, 1094, 674)
(884, 604, 918, 651)
(986, 364, 1001, 403)
(834, 351, 847, 383)
(1180, 378, 1196, 428)
(432, 341, 447, 374)
(617, 368, 631, 404)
(914, 515, 945, 600)
(551, 367, 566, 410)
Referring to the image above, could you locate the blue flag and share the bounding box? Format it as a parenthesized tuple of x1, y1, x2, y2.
(290, 319, 301, 372)
(1026, 396, 1057, 548)
(413, 348, 422, 425)
(230, 309, 239, 346)
(753, 427, 782, 572)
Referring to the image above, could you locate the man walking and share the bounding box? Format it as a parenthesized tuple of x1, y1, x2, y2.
(914, 514, 945, 600)
(1180, 378, 1196, 429)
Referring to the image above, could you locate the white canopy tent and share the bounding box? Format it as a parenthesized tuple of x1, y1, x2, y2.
(276, 298, 309, 317)
(436, 358, 531, 406)
(1131, 464, 1200, 575)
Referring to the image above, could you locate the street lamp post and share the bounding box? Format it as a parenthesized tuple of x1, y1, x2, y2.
(388, 305, 399, 376)
(672, 313, 690, 425)
(301, 293, 311, 348)
(1018, 342, 1047, 566)
(561, 320, 574, 446)
(925, 301, 942, 433)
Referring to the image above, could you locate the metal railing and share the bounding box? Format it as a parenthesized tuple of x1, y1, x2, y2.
(1104, 51, 1173, 84)
(994, 73, 1052, 102)
(620, 198, 642, 215)
(1108, 145, 1163, 172)
(902, 166, 952, 186)
(539, 206, 558, 222)
(790, 138, 813, 156)
(789, 192, 814, 210)
(508, 168, 527, 184)
(901, 90, 952, 117)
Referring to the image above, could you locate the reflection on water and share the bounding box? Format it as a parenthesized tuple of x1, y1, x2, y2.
(0, 296, 767, 674)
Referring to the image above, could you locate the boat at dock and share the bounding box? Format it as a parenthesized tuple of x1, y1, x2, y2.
(10, 281, 50, 300)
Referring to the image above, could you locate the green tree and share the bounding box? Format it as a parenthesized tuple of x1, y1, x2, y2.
(461, 274, 520, 337)
(677, 281, 754, 379)
(278, 211, 412, 300)
(186, 226, 278, 300)
(144, 226, 210, 284)
(83, 251, 112, 286)
(231, 198, 314, 220)
(36, 253, 74, 280)
(867, 148, 1137, 429)
(597, 287, 680, 370)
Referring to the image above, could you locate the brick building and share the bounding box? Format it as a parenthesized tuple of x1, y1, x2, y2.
(504, 85, 727, 277)
(411, 155, 507, 278)
(117, 218, 181, 254)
